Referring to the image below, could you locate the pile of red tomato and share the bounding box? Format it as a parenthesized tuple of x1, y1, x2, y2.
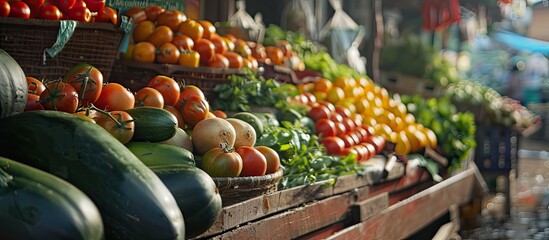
(0, 0, 117, 24)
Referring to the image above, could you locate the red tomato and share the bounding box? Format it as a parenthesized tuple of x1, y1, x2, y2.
(0, 0, 10, 17)
(172, 35, 194, 51)
(341, 117, 356, 133)
(95, 110, 135, 144)
(317, 100, 336, 112)
(180, 95, 209, 128)
(38, 4, 61, 20)
(329, 112, 343, 123)
(26, 77, 45, 95)
(360, 142, 377, 161)
(208, 53, 229, 69)
(200, 147, 243, 177)
(83, 0, 103, 12)
(9, 1, 30, 18)
(366, 135, 386, 154)
(193, 38, 215, 65)
(144, 4, 164, 21)
(211, 109, 227, 119)
(94, 6, 117, 24)
(340, 147, 359, 162)
(335, 106, 351, 118)
(55, 0, 75, 12)
(210, 35, 227, 54)
(236, 146, 267, 177)
(353, 145, 370, 162)
(64, 65, 103, 107)
(223, 52, 243, 69)
(321, 136, 345, 155)
(340, 134, 356, 148)
(307, 105, 331, 121)
(354, 126, 371, 143)
(22, 0, 43, 9)
(67, 6, 90, 22)
(315, 118, 336, 137)
(178, 50, 200, 68)
(40, 81, 79, 113)
(255, 146, 280, 174)
(24, 94, 44, 111)
(134, 87, 164, 108)
(94, 83, 135, 111)
(147, 75, 180, 106)
(72, 0, 86, 8)
(335, 122, 346, 135)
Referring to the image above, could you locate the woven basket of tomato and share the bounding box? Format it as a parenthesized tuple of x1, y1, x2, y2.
(0, 17, 123, 81)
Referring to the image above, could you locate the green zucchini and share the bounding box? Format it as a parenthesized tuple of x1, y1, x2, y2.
(150, 165, 222, 238)
(125, 106, 178, 142)
(126, 142, 195, 167)
(0, 110, 185, 240)
(0, 156, 103, 240)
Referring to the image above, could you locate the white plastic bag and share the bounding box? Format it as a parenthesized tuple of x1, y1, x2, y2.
(281, 0, 317, 40)
(319, 0, 366, 74)
(226, 0, 265, 42)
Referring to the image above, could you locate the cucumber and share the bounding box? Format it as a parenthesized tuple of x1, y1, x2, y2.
(232, 112, 264, 136)
(150, 165, 222, 239)
(126, 142, 195, 167)
(0, 156, 103, 240)
(0, 110, 185, 240)
(125, 106, 178, 142)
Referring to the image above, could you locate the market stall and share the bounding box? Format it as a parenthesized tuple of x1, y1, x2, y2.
(0, 0, 541, 239)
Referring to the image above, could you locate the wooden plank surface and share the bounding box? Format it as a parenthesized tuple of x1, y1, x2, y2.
(327, 168, 477, 240)
(212, 186, 370, 239)
(350, 192, 389, 223)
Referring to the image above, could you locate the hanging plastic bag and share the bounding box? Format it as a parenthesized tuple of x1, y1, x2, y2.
(319, 0, 366, 74)
(280, 0, 317, 41)
(219, 0, 265, 42)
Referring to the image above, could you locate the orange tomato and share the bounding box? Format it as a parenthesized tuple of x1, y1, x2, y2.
(223, 52, 243, 69)
(157, 10, 186, 31)
(134, 87, 164, 108)
(146, 25, 173, 47)
(178, 50, 200, 68)
(164, 105, 185, 129)
(178, 85, 205, 102)
(132, 20, 155, 43)
(247, 56, 259, 70)
(132, 42, 156, 63)
(176, 19, 203, 42)
(313, 78, 333, 93)
(156, 42, 180, 64)
(234, 39, 251, 58)
(198, 20, 216, 39)
(265, 46, 284, 65)
(147, 75, 181, 106)
(172, 35, 194, 50)
(210, 35, 228, 54)
(212, 109, 227, 118)
(221, 36, 235, 52)
(144, 5, 164, 21)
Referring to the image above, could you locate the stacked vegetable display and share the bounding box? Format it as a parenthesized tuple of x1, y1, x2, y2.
(0, 0, 118, 23)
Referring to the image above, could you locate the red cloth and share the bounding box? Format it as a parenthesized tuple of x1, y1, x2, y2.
(422, 0, 461, 30)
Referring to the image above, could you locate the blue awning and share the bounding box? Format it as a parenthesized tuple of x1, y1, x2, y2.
(494, 30, 549, 55)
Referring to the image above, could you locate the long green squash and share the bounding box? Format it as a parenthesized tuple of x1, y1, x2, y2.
(0, 110, 185, 239)
(0, 156, 104, 240)
(0, 49, 27, 118)
(150, 165, 222, 239)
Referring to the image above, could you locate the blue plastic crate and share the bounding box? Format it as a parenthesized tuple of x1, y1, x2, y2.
(474, 125, 519, 173)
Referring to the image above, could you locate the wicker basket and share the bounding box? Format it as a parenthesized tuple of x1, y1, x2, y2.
(213, 168, 283, 206)
(0, 17, 123, 81)
(110, 59, 256, 101)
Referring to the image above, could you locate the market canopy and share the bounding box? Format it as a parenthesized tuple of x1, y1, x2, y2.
(494, 30, 549, 55)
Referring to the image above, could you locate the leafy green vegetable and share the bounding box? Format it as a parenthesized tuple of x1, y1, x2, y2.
(401, 95, 476, 170)
(212, 68, 300, 112)
(257, 121, 369, 189)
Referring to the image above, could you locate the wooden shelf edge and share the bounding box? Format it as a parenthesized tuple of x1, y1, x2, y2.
(326, 167, 478, 240)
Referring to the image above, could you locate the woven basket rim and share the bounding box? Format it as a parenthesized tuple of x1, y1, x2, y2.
(0, 17, 122, 32)
(117, 59, 258, 76)
(212, 168, 283, 188)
